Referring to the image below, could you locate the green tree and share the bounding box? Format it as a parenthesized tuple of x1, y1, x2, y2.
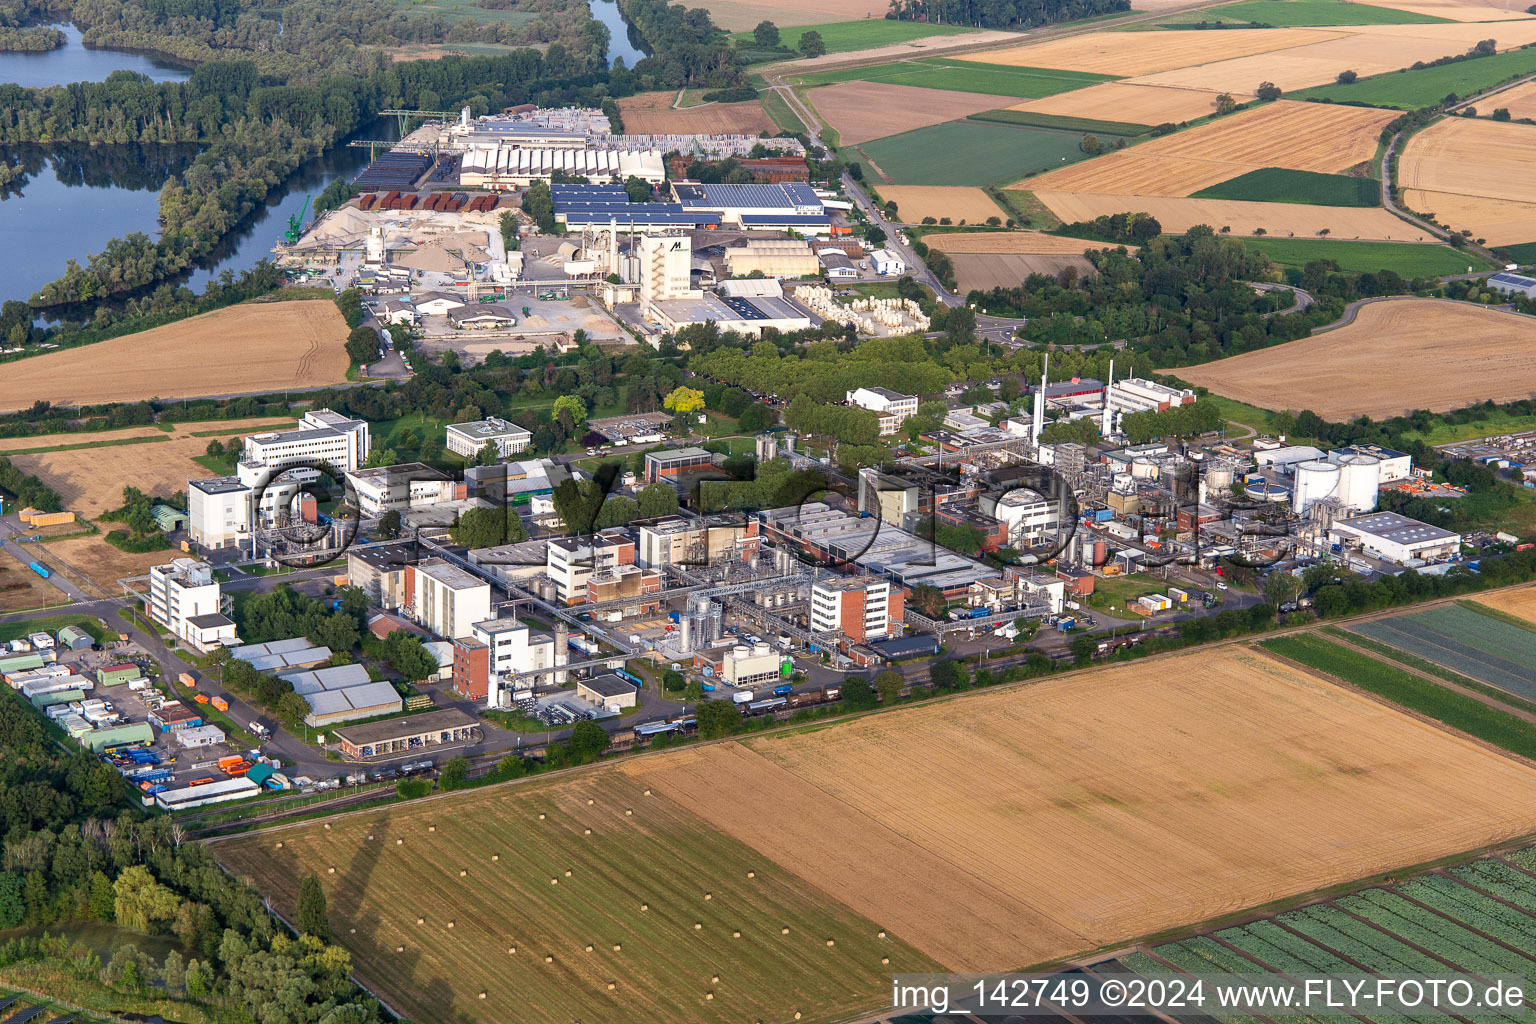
(439, 756, 470, 791)
(114, 865, 179, 933)
(683, 679, 705, 701)
(695, 699, 741, 739)
(0, 873, 23, 929)
(840, 677, 878, 710)
(908, 583, 946, 619)
(477, 440, 501, 466)
(87, 870, 114, 921)
(865, 224, 886, 246)
(799, 29, 825, 57)
(874, 670, 903, 704)
(1215, 92, 1238, 114)
(1070, 633, 1097, 666)
(376, 509, 402, 540)
(637, 482, 679, 519)
(204, 438, 224, 458)
(1336, 69, 1357, 84)
(1079, 133, 1103, 156)
(553, 393, 588, 428)
(570, 720, 612, 763)
(753, 19, 779, 46)
(1263, 571, 1304, 609)
(1494, 107, 1512, 121)
(1255, 81, 1281, 101)
(184, 959, 214, 999)
(624, 175, 652, 203)
(662, 669, 686, 692)
(663, 386, 706, 414)
(345, 325, 378, 366)
(929, 659, 968, 690)
(160, 948, 187, 994)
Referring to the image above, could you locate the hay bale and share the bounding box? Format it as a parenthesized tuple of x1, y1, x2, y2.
(396, 839, 404, 846)
(625, 808, 633, 816)
(544, 955, 553, 963)
(585, 944, 594, 952)
(367, 835, 373, 841)
(509, 946, 517, 954)
(711, 975, 720, 984)
(460, 870, 467, 877)
(538, 813, 546, 820)
(613, 943, 622, 951)
(587, 798, 594, 805)
(607, 982, 616, 991)
(417, 917, 425, 925)
(703, 892, 712, 900)
(781, 927, 790, 935)
(694, 922, 702, 930)
(881, 957, 890, 965)
(324, 823, 330, 830)
(878, 930, 886, 939)
(705, 992, 714, 1001)
(349, 928, 355, 934)
(640, 903, 649, 911)
(327, 867, 335, 874)
(564, 869, 572, 877)
(447, 921, 456, 929)
(746, 870, 755, 879)
(733, 931, 741, 938)
(492, 854, 500, 861)
(644, 789, 652, 796)
(550, 878, 559, 885)
(396, 945, 404, 953)
(428, 825, 435, 832)
(276, 842, 283, 849)
(479, 992, 486, 1000)
(826, 939, 835, 947)
(584, 828, 592, 835)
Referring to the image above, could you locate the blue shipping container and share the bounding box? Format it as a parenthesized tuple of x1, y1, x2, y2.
(700, 682, 715, 692)
(969, 607, 990, 619)
(1093, 508, 1114, 522)
(773, 684, 791, 696)
(28, 561, 50, 578)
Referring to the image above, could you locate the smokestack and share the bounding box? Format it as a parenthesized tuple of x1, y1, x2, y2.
(1031, 353, 1049, 443)
(554, 622, 569, 685)
(1101, 358, 1114, 438)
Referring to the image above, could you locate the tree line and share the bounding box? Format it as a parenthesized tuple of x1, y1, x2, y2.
(884, 0, 1129, 30)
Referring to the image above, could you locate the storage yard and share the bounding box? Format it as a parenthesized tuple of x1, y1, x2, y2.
(1178, 299, 1536, 420)
(215, 771, 938, 1024)
(616, 92, 776, 136)
(810, 81, 1019, 145)
(624, 646, 1536, 972)
(0, 301, 348, 413)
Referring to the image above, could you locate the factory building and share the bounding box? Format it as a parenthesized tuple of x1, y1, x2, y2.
(810, 575, 901, 645)
(577, 674, 638, 713)
(148, 559, 235, 651)
(188, 476, 253, 551)
(721, 642, 783, 688)
(644, 447, 715, 483)
(1328, 512, 1462, 564)
(282, 663, 403, 727)
(978, 487, 1065, 548)
(1486, 271, 1536, 299)
(846, 387, 919, 436)
(635, 515, 760, 569)
(333, 708, 478, 760)
(404, 558, 492, 639)
(347, 463, 459, 518)
(445, 417, 533, 460)
(1104, 377, 1196, 415)
(454, 616, 557, 701)
(346, 542, 416, 611)
(546, 530, 635, 604)
(671, 182, 829, 232)
(722, 238, 819, 278)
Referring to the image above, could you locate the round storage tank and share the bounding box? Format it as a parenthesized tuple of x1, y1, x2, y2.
(1335, 453, 1380, 512)
(1204, 460, 1235, 495)
(1130, 456, 1159, 480)
(1244, 481, 1291, 503)
(1292, 460, 1342, 514)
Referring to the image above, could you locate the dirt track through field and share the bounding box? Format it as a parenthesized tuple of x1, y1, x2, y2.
(1178, 298, 1536, 419)
(0, 300, 348, 413)
(626, 646, 1536, 971)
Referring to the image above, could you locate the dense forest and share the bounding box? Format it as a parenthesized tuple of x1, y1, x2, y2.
(885, 0, 1130, 29)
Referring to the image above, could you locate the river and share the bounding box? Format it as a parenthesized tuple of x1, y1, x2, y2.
(590, 0, 650, 67)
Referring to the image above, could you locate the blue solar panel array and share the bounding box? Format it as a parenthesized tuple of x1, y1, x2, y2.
(1489, 272, 1536, 288)
(673, 182, 821, 210)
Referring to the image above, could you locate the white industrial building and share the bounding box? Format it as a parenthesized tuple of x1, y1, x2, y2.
(148, 559, 234, 651)
(810, 575, 897, 645)
(282, 663, 403, 726)
(846, 387, 918, 436)
(473, 616, 557, 688)
(979, 488, 1063, 547)
(1255, 445, 1326, 471)
(721, 642, 782, 688)
(188, 409, 370, 551)
(1103, 377, 1197, 417)
(1328, 512, 1461, 564)
(347, 463, 458, 518)
(1330, 444, 1411, 483)
(547, 530, 635, 604)
(576, 674, 637, 713)
(445, 417, 533, 460)
(869, 249, 906, 275)
(406, 557, 492, 639)
(453, 119, 666, 187)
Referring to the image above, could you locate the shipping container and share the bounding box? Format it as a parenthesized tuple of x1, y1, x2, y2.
(28, 561, 50, 578)
(211, 696, 229, 712)
(178, 672, 196, 687)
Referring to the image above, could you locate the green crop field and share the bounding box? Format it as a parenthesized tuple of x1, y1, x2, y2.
(1241, 237, 1491, 275)
(732, 19, 978, 55)
(968, 108, 1151, 135)
(390, 0, 537, 25)
(1194, 167, 1378, 206)
(1145, 0, 1448, 27)
(1261, 633, 1536, 760)
(1350, 604, 1536, 704)
(1294, 47, 1536, 108)
(1499, 240, 1536, 264)
(862, 120, 1101, 185)
(215, 771, 938, 1024)
(793, 58, 1113, 99)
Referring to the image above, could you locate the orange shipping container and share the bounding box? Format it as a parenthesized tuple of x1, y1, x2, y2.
(178, 672, 196, 687)
(193, 693, 210, 704)
(211, 696, 229, 711)
(29, 511, 75, 527)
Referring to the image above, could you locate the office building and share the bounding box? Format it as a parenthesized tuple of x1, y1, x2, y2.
(846, 387, 919, 436)
(404, 557, 492, 639)
(347, 463, 459, 518)
(445, 417, 533, 460)
(148, 559, 235, 651)
(546, 530, 635, 604)
(810, 575, 901, 645)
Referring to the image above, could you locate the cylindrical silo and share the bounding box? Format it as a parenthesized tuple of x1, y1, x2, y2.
(1292, 460, 1342, 514)
(1130, 456, 1159, 480)
(1335, 453, 1380, 512)
(1204, 459, 1235, 496)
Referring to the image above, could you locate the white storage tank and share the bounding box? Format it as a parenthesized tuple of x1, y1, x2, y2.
(1130, 456, 1160, 480)
(1203, 460, 1236, 495)
(1292, 460, 1342, 514)
(1335, 453, 1381, 512)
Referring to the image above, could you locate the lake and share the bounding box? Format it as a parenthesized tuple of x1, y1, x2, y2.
(591, 0, 650, 67)
(0, 23, 190, 89)
(0, 130, 392, 309)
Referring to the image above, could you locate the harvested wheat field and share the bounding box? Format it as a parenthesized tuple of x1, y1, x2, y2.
(879, 185, 1008, 224)
(1400, 189, 1536, 245)
(617, 92, 775, 135)
(1031, 191, 1429, 239)
(1401, 116, 1536, 204)
(951, 252, 1093, 291)
(216, 771, 940, 1024)
(1009, 82, 1238, 126)
(0, 301, 347, 413)
(1471, 585, 1536, 625)
(962, 28, 1343, 75)
(1352, 0, 1536, 18)
(0, 549, 62, 612)
(1481, 80, 1536, 120)
(1180, 299, 1536, 419)
(40, 535, 171, 596)
(1018, 101, 1394, 195)
(812, 82, 1018, 145)
(628, 645, 1536, 972)
(924, 231, 1127, 254)
(6, 417, 295, 517)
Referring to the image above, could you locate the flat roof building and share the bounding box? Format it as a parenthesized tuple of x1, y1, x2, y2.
(332, 707, 478, 759)
(347, 463, 458, 518)
(644, 447, 715, 484)
(405, 557, 492, 639)
(1328, 512, 1462, 565)
(577, 674, 637, 712)
(445, 417, 532, 460)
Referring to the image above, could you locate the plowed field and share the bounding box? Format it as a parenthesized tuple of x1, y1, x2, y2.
(878, 185, 1008, 223)
(1400, 189, 1536, 246)
(951, 252, 1094, 290)
(924, 231, 1126, 254)
(617, 92, 775, 135)
(813, 81, 1019, 144)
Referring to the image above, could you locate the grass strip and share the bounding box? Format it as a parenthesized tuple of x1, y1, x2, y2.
(1325, 624, 1536, 716)
(968, 108, 1150, 136)
(0, 434, 170, 457)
